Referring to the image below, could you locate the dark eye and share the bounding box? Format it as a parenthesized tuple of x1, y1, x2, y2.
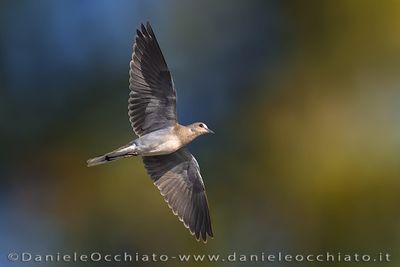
(199, 123, 204, 128)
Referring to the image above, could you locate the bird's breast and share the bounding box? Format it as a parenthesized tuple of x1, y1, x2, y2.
(152, 138, 182, 155)
(135, 131, 183, 156)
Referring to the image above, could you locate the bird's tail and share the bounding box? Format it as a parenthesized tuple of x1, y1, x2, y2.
(87, 143, 137, 167)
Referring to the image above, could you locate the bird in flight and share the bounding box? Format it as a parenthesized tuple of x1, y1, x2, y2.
(87, 22, 214, 242)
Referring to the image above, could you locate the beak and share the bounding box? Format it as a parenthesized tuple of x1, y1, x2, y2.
(207, 128, 215, 134)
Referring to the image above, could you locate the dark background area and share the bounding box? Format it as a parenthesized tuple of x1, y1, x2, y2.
(1, 1, 400, 266)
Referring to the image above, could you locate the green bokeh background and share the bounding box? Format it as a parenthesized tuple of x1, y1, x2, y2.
(1, 1, 399, 266)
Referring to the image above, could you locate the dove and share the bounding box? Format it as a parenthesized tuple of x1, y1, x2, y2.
(87, 22, 214, 242)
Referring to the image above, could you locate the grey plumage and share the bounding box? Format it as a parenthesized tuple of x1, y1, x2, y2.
(87, 22, 214, 242)
(87, 142, 137, 167)
(129, 23, 177, 136)
(143, 148, 213, 241)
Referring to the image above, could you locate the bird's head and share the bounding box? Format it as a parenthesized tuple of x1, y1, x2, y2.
(188, 122, 214, 136)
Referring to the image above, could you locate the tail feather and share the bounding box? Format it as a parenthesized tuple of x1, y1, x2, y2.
(87, 143, 137, 167)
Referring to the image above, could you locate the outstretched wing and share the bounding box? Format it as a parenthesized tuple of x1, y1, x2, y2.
(129, 22, 177, 137)
(142, 148, 213, 242)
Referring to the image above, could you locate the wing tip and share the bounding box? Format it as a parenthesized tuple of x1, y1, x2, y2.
(136, 29, 143, 39)
(160, 192, 213, 243)
(140, 23, 146, 34)
(135, 21, 155, 40)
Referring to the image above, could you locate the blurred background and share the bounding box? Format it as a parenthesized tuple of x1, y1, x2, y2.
(1, 0, 400, 266)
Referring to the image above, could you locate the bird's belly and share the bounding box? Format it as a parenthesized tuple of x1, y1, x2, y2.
(136, 138, 182, 156)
